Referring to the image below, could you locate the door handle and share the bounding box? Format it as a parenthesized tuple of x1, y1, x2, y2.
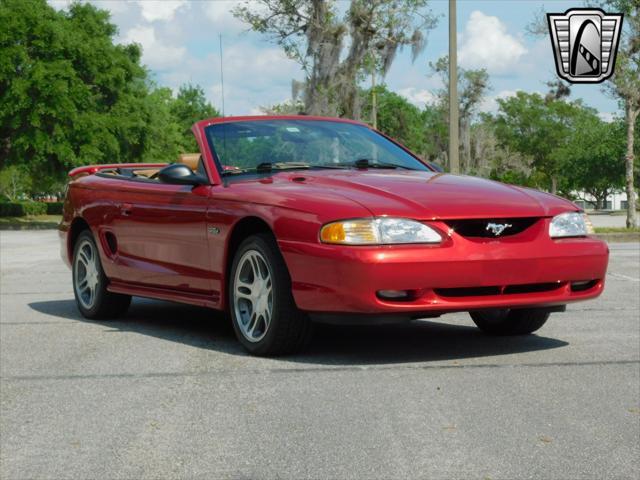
(120, 203, 133, 216)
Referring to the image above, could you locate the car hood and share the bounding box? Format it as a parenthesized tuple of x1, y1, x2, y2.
(258, 170, 577, 219)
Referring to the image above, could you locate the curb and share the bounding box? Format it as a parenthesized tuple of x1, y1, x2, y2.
(0, 223, 59, 231)
(594, 233, 640, 243)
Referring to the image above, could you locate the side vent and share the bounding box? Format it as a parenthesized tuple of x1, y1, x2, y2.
(105, 232, 118, 255)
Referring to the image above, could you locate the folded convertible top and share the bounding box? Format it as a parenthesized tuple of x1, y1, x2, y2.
(68, 163, 167, 179)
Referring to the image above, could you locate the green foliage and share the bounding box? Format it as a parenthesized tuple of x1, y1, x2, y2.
(555, 116, 626, 205)
(261, 99, 306, 115)
(0, 0, 147, 188)
(46, 201, 64, 215)
(494, 92, 590, 191)
(361, 85, 427, 155)
(0, 201, 47, 217)
(0, 165, 32, 200)
(0, 0, 218, 194)
(170, 85, 220, 152)
(140, 87, 184, 163)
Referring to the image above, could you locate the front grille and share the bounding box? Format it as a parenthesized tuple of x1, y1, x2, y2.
(444, 218, 539, 238)
(434, 282, 563, 298)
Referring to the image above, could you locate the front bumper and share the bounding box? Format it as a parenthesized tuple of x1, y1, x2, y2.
(279, 221, 609, 317)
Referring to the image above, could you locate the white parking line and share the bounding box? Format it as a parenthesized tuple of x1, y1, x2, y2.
(608, 272, 640, 282)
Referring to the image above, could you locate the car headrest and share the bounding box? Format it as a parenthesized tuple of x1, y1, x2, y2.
(178, 153, 201, 172)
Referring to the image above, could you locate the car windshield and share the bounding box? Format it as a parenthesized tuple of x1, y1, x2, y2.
(205, 120, 430, 175)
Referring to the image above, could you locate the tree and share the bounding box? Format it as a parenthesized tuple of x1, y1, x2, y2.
(494, 92, 587, 193)
(545, 79, 571, 102)
(599, 0, 639, 226)
(471, 114, 535, 182)
(0, 165, 31, 200)
(0, 0, 219, 193)
(170, 84, 220, 152)
(429, 57, 490, 172)
(529, 0, 639, 225)
(421, 102, 449, 165)
(555, 115, 626, 208)
(233, 0, 437, 118)
(0, 0, 148, 190)
(140, 87, 183, 163)
(260, 98, 306, 115)
(360, 85, 427, 154)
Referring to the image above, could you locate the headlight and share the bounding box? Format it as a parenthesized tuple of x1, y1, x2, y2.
(549, 212, 594, 238)
(320, 218, 442, 245)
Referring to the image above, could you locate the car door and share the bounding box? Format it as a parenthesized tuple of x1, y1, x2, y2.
(109, 181, 214, 294)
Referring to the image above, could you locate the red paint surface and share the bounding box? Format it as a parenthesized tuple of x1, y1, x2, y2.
(60, 115, 609, 317)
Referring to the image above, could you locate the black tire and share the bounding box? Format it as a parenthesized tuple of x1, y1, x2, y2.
(72, 230, 131, 319)
(470, 308, 550, 335)
(228, 233, 312, 356)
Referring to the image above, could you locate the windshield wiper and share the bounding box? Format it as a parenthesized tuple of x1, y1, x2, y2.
(353, 158, 412, 170)
(311, 164, 350, 169)
(222, 162, 312, 175)
(255, 162, 311, 173)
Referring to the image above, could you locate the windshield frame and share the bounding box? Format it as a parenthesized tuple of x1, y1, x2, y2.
(202, 117, 435, 178)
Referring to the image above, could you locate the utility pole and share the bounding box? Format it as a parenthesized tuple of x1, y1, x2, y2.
(448, 0, 459, 174)
(371, 66, 377, 129)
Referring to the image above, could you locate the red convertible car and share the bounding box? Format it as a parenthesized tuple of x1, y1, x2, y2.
(59, 115, 609, 355)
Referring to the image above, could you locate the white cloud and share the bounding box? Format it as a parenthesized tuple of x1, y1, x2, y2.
(397, 88, 437, 108)
(122, 25, 186, 70)
(138, 0, 188, 22)
(479, 90, 518, 113)
(203, 1, 249, 33)
(459, 11, 527, 75)
(208, 43, 302, 114)
(598, 112, 616, 123)
(49, 0, 132, 15)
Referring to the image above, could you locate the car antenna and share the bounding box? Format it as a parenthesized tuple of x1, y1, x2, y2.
(219, 33, 225, 117)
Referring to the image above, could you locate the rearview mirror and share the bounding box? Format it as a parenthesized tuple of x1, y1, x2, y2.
(158, 163, 208, 186)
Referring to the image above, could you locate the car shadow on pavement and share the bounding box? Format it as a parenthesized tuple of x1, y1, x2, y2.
(29, 298, 569, 365)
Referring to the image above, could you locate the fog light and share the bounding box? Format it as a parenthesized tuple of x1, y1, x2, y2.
(570, 280, 598, 292)
(377, 289, 411, 300)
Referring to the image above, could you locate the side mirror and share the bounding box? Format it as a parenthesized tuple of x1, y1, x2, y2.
(429, 162, 444, 172)
(158, 163, 208, 186)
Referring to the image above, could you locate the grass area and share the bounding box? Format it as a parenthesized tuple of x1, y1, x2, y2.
(594, 227, 640, 233)
(0, 215, 61, 229)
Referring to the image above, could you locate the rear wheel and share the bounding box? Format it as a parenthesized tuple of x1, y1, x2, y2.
(73, 230, 131, 319)
(229, 233, 312, 356)
(470, 308, 550, 335)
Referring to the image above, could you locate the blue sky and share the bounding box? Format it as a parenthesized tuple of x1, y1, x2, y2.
(49, 0, 621, 119)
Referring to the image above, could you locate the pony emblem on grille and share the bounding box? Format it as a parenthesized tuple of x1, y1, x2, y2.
(547, 8, 623, 84)
(486, 223, 512, 236)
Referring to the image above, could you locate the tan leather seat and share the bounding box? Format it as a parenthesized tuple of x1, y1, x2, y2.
(178, 153, 201, 172)
(133, 168, 160, 178)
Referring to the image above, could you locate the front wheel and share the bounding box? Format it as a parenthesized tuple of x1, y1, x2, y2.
(470, 308, 550, 335)
(73, 230, 131, 319)
(229, 233, 312, 356)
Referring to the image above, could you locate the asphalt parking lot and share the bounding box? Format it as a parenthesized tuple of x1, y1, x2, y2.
(1, 231, 638, 480)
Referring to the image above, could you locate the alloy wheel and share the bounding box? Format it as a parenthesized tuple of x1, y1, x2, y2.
(233, 249, 273, 342)
(74, 239, 100, 310)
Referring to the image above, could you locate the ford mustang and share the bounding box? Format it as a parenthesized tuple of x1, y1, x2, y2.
(59, 115, 609, 355)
